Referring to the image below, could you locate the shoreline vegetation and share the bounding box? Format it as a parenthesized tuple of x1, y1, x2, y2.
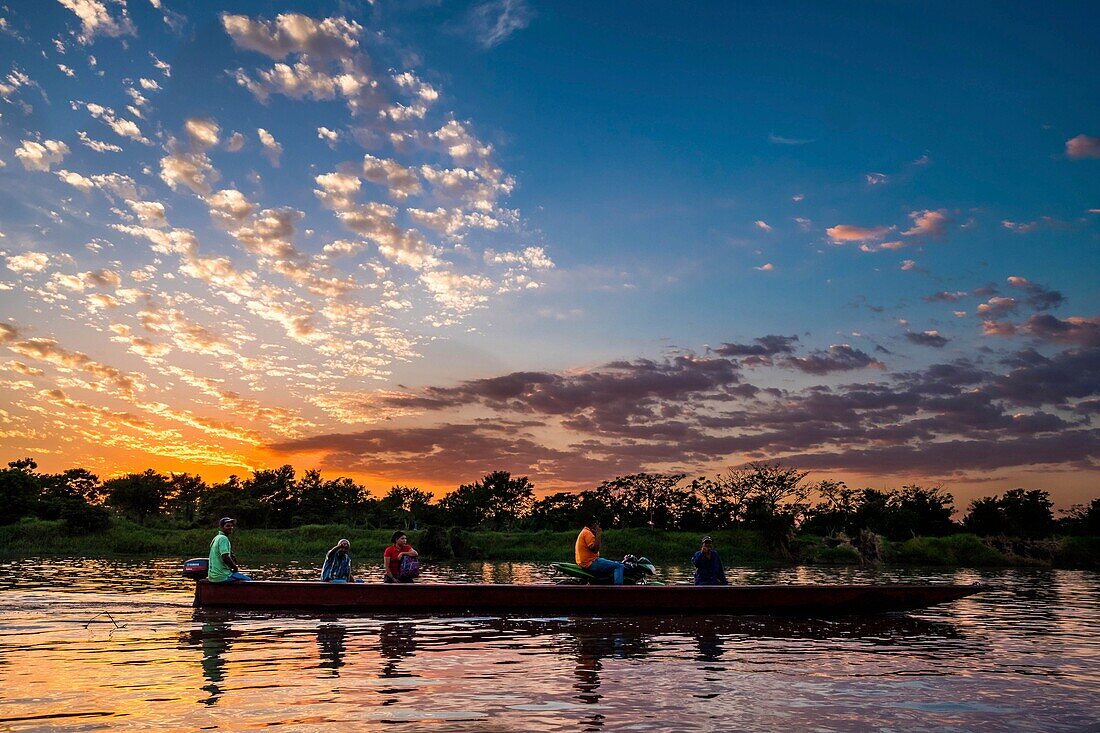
(1, 520, 1096, 569)
(2, 458, 1097, 570)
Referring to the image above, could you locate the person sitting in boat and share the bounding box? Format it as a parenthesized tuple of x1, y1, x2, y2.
(383, 531, 419, 583)
(691, 536, 728, 586)
(575, 516, 625, 585)
(208, 517, 251, 583)
(321, 538, 357, 583)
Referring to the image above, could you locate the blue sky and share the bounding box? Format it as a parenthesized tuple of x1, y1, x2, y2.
(0, 0, 1098, 506)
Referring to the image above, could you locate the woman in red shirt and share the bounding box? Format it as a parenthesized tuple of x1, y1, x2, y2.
(383, 531, 419, 583)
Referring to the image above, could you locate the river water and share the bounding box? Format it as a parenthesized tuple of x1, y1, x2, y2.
(0, 559, 1097, 732)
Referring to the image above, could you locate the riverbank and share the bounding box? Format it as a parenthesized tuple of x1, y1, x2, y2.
(1, 519, 1096, 568)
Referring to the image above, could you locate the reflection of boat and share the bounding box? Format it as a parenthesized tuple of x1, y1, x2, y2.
(193, 580, 983, 615)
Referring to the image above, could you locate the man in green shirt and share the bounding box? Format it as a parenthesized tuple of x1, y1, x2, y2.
(207, 517, 251, 582)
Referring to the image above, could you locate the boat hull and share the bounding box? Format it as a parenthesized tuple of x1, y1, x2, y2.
(194, 581, 983, 615)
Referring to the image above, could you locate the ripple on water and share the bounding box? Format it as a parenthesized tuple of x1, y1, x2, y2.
(0, 559, 1097, 732)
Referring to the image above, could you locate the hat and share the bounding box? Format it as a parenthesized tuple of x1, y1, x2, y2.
(701, 535, 714, 544)
(338, 538, 350, 547)
(219, 517, 236, 527)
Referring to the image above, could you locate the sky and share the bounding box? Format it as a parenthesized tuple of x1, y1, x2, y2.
(0, 0, 1098, 508)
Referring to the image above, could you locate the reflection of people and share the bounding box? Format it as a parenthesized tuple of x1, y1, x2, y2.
(195, 620, 232, 706)
(695, 631, 725, 664)
(691, 536, 728, 586)
(383, 531, 418, 583)
(316, 624, 347, 675)
(378, 620, 417, 679)
(575, 516, 624, 585)
(321, 539, 356, 582)
(208, 517, 251, 582)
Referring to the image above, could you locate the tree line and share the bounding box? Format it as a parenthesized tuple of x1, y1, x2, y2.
(1, 458, 1096, 541)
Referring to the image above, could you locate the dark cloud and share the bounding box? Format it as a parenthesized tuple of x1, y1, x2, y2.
(781, 345, 885, 375)
(268, 332, 1100, 484)
(713, 335, 799, 358)
(905, 331, 950, 348)
(1007, 276, 1065, 311)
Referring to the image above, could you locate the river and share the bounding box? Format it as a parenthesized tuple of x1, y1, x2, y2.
(0, 559, 1097, 732)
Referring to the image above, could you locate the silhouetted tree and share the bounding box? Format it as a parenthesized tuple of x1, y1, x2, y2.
(1058, 499, 1100, 536)
(964, 496, 1005, 536)
(380, 486, 434, 529)
(438, 471, 534, 529)
(0, 458, 41, 525)
(104, 469, 169, 524)
(165, 473, 206, 525)
(999, 488, 1054, 538)
(597, 473, 689, 529)
(37, 468, 102, 520)
(885, 485, 957, 538)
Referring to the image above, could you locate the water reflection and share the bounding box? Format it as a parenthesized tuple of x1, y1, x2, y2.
(2, 561, 1097, 732)
(378, 620, 417, 679)
(178, 621, 235, 706)
(315, 623, 346, 676)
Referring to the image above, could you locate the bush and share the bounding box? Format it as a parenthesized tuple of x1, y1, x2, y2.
(1054, 536, 1100, 569)
(60, 501, 111, 535)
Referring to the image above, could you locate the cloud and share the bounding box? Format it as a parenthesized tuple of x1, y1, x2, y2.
(984, 315, 1100, 348)
(865, 172, 888, 185)
(901, 209, 949, 237)
(1065, 134, 1100, 160)
(826, 224, 894, 244)
(754, 220, 772, 232)
(1006, 275, 1065, 311)
(768, 133, 814, 145)
(221, 13, 363, 60)
(317, 126, 339, 147)
(467, 0, 534, 48)
(361, 154, 422, 200)
(56, 0, 135, 42)
(184, 118, 220, 149)
(77, 130, 122, 152)
(257, 128, 282, 166)
(924, 290, 969, 303)
(0, 323, 141, 396)
(160, 138, 219, 195)
(85, 103, 147, 143)
(754, 263, 775, 271)
(14, 139, 69, 171)
(976, 296, 1018, 318)
(781, 344, 886, 374)
(6, 252, 50, 273)
(906, 330, 949, 348)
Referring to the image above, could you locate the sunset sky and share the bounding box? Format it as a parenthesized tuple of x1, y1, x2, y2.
(1, 1, 1098, 507)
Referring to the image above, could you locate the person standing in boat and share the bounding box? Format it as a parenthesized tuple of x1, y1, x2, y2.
(691, 536, 728, 586)
(208, 517, 251, 582)
(383, 531, 419, 583)
(321, 538, 356, 583)
(576, 517, 625, 585)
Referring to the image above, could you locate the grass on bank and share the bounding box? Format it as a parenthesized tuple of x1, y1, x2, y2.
(1, 518, 1096, 568)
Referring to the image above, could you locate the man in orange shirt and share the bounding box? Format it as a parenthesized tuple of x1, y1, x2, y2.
(575, 517, 625, 585)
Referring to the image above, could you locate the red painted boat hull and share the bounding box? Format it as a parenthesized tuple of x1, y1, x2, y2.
(194, 581, 984, 615)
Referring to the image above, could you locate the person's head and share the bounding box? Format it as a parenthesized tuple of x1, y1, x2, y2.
(337, 538, 350, 552)
(391, 530, 407, 547)
(701, 535, 714, 551)
(219, 517, 236, 534)
(585, 516, 601, 531)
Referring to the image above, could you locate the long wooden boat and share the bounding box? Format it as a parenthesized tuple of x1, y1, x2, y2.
(193, 580, 984, 615)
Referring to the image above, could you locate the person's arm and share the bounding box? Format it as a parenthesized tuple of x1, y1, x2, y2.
(383, 551, 393, 579)
(716, 553, 728, 585)
(400, 547, 419, 558)
(587, 527, 602, 552)
(221, 552, 238, 573)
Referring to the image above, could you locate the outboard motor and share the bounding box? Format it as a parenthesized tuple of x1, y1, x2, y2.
(182, 557, 209, 580)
